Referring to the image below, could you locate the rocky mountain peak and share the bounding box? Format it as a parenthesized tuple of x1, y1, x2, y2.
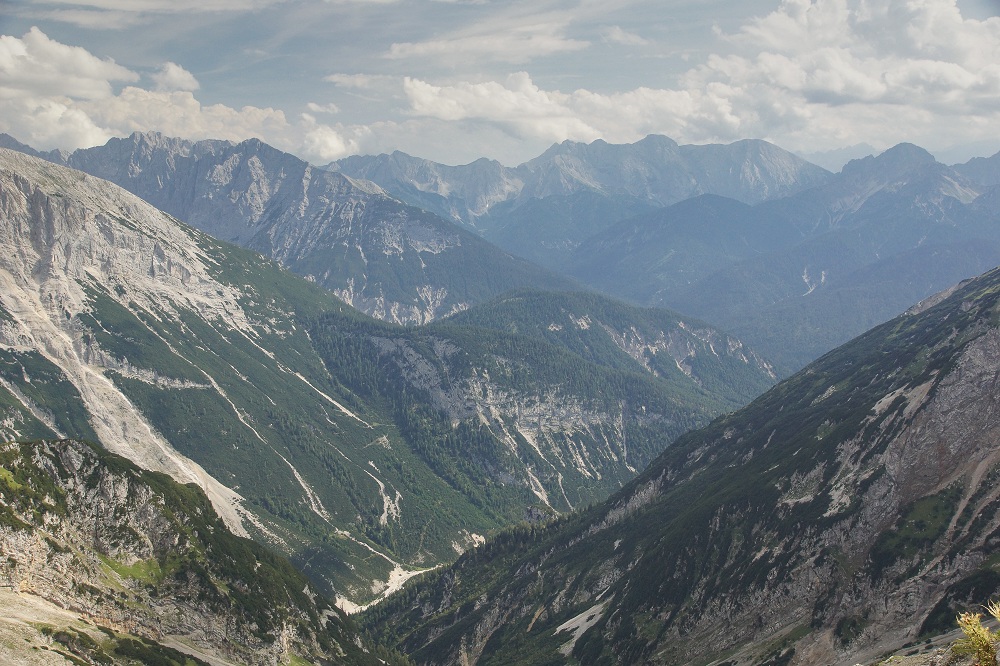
(954, 149, 1000, 189)
(842, 141, 938, 179)
(330, 134, 833, 231)
(40, 131, 575, 325)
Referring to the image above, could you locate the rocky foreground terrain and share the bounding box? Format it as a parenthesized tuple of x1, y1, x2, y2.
(0, 438, 403, 666)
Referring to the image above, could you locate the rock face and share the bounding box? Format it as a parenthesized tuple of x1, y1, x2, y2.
(363, 264, 1000, 666)
(306, 287, 777, 523)
(954, 148, 1000, 189)
(0, 146, 254, 534)
(0, 146, 473, 602)
(0, 439, 391, 666)
(60, 132, 574, 325)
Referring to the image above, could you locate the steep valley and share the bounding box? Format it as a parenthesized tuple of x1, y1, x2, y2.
(363, 264, 1000, 666)
(0, 148, 776, 620)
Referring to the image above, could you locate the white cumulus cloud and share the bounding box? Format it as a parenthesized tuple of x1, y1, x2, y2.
(6, 0, 1000, 167)
(387, 17, 588, 64)
(0, 26, 138, 100)
(0, 28, 359, 164)
(299, 113, 366, 161)
(152, 62, 200, 92)
(403, 73, 601, 143)
(399, 0, 1000, 157)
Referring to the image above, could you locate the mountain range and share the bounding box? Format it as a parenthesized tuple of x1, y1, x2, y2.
(330, 138, 1000, 374)
(569, 143, 1000, 371)
(3, 127, 1000, 666)
(328, 134, 832, 228)
(14, 130, 997, 376)
(10, 131, 577, 326)
(0, 147, 775, 614)
(328, 135, 832, 276)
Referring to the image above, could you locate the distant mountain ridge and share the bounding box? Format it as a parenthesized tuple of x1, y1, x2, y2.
(565, 143, 1000, 371)
(328, 136, 1000, 375)
(329, 135, 832, 229)
(954, 149, 1000, 188)
(327, 136, 835, 284)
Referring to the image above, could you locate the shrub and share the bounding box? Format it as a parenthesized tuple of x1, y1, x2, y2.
(952, 600, 1000, 665)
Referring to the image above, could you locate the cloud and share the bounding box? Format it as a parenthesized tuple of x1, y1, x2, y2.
(306, 101, 341, 114)
(399, 0, 1000, 155)
(30, 8, 146, 29)
(299, 113, 366, 161)
(701, 0, 1000, 115)
(6, 1, 1000, 167)
(324, 73, 395, 89)
(80, 87, 288, 140)
(387, 20, 588, 64)
(152, 62, 200, 91)
(0, 26, 138, 100)
(29, 0, 282, 12)
(602, 26, 650, 47)
(403, 73, 601, 143)
(0, 28, 358, 164)
(10, 0, 288, 29)
(402, 71, 757, 148)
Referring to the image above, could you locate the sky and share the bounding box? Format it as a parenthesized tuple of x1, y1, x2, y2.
(2, 0, 1000, 169)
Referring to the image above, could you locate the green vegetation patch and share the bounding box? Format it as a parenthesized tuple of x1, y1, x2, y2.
(0, 441, 69, 528)
(99, 554, 171, 586)
(113, 637, 211, 666)
(0, 348, 97, 442)
(870, 483, 963, 581)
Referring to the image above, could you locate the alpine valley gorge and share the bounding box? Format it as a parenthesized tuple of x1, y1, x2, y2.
(0, 131, 999, 665)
